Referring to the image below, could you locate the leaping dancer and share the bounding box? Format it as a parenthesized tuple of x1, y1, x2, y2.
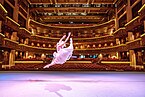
(43, 32, 73, 68)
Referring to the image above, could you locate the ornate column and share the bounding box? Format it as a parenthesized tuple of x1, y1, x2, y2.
(116, 52, 121, 59)
(128, 32, 136, 67)
(26, 6, 30, 29)
(126, 0, 132, 22)
(115, 4, 119, 30)
(136, 51, 143, 65)
(0, 0, 4, 4)
(0, 21, 2, 32)
(0, 51, 3, 70)
(9, 50, 15, 67)
(144, 21, 145, 33)
(142, 0, 145, 4)
(25, 51, 29, 59)
(129, 50, 136, 66)
(9, 31, 18, 67)
(13, 0, 19, 22)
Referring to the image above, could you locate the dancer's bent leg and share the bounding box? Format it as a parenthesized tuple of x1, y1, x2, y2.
(43, 58, 57, 68)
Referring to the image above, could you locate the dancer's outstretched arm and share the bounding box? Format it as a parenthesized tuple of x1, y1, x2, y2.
(58, 35, 66, 43)
(58, 32, 71, 47)
(64, 32, 71, 43)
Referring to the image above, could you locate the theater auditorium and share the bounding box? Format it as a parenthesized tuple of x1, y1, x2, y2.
(0, 0, 145, 97)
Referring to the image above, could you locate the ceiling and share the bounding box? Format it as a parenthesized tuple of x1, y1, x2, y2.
(29, 0, 116, 4)
(28, 0, 116, 24)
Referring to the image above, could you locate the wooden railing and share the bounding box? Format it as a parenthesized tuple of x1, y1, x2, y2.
(141, 33, 145, 46)
(30, 18, 115, 29)
(138, 4, 145, 21)
(0, 3, 7, 20)
(19, 28, 31, 38)
(74, 44, 128, 54)
(18, 44, 55, 54)
(126, 38, 142, 50)
(4, 17, 20, 31)
(125, 16, 141, 32)
(30, 35, 115, 43)
(113, 27, 127, 38)
(3, 38, 19, 49)
(2, 39, 127, 54)
(1, 37, 129, 54)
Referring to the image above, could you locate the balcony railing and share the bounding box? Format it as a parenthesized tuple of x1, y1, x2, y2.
(126, 38, 142, 50)
(0, 3, 7, 20)
(125, 16, 141, 32)
(18, 44, 55, 53)
(141, 33, 145, 46)
(3, 38, 19, 49)
(30, 19, 115, 29)
(30, 35, 115, 43)
(113, 27, 127, 38)
(138, 4, 145, 21)
(74, 44, 128, 54)
(2, 38, 129, 54)
(4, 17, 20, 31)
(19, 28, 31, 38)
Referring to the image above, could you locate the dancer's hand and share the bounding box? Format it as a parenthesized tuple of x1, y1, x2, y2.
(62, 35, 66, 38)
(68, 32, 71, 35)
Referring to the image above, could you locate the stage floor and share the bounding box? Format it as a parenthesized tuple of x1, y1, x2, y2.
(0, 71, 145, 97)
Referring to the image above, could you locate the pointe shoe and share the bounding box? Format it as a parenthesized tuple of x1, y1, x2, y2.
(43, 65, 50, 68)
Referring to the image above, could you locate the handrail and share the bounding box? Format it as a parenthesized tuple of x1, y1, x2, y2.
(19, 27, 31, 34)
(6, 16, 20, 26)
(4, 38, 19, 44)
(126, 38, 141, 44)
(19, 44, 55, 50)
(0, 3, 8, 13)
(113, 27, 125, 34)
(30, 19, 115, 29)
(76, 44, 126, 50)
(138, 4, 145, 13)
(141, 33, 145, 37)
(125, 16, 139, 26)
(0, 33, 5, 37)
(31, 34, 114, 40)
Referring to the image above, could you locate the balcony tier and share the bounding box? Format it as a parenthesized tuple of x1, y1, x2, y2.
(126, 38, 142, 50)
(4, 17, 20, 32)
(138, 4, 145, 21)
(19, 28, 31, 38)
(125, 16, 141, 32)
(113, 28, 127, 38)
(0, 4, 7, 20)
(141, 34, 145, 46)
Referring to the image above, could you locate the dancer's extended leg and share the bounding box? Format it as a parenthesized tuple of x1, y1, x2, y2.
(43, 53, 62, 68)
(43, 60, 56, 68)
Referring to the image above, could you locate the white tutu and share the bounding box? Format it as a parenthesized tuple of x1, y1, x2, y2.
(52, 43, 73, 64)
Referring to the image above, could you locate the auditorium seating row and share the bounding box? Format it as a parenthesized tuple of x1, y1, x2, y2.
(3, 63, 143, 71)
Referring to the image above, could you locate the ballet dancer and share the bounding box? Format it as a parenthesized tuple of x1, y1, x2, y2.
(43, 32, 73, 68)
